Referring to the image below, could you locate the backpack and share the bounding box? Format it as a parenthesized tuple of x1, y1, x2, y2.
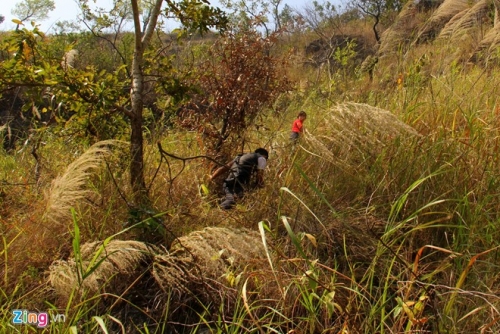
(225, 153, 260, 185)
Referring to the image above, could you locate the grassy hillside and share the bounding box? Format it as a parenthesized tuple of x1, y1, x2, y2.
(2, 0, 500, 332)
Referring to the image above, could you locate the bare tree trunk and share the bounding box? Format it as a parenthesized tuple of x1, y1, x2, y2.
(129, 0, 163, 205)
(130, 67, 146, 202)
(357, 1, 382, 43)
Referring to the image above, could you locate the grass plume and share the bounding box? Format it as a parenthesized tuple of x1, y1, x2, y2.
(305, 102, 418, 168)
(415, 0, 471, 43)
(472, 3, 500, 63)
(43, 140, 128, 225)
(377, 1, 421, 55)
(152, 227, 266, 296)
(49, 239, 158, 302)
(438, 0, 492, 40)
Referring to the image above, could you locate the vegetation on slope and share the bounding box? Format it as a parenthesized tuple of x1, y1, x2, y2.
(1, 0, 500, 332)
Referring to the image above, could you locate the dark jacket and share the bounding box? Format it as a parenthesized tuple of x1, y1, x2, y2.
(225, 153, 262, 185)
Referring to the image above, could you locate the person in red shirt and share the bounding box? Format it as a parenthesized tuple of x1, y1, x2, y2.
(290, 111, 307, 141)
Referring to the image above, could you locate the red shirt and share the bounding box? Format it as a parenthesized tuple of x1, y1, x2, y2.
(292, 118, 304, 133)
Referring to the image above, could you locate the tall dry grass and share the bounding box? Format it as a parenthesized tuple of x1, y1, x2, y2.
(378, 0, 423, 55)
(416, 0, 472, 42)
(263, 78, 500, 330)
(4, 7, 500, 332)
(438, 0, 492, 41)
(49, 240, 159, 303)
(46, 227, 269, 331)
(43, 140, 129, 226)
(472, 1, 500, 64)
(1, 138, 133, 310)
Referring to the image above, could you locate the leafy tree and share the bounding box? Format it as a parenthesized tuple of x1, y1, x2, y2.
(0, 25, 130, 145)
(278, 4, 295, 30)
(11, 0, 55, 22)
(69, 0, 227, 204)
(219, 0, 288, 35)
(1, 0, 228, 207)
(126, 0, 227, 203)
(0, 15, 5, 24)
(299, 0, 340, 39)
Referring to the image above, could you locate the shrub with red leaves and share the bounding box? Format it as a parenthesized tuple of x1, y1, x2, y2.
(178, 27, 291, 159)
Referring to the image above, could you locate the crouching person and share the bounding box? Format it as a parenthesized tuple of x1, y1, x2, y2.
(210, 148, 269, 210)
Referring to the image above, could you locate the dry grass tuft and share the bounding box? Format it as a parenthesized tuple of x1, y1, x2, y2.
(49, 227, 266, 306)
(152, 227, 266, 296)
(304, 102, 418, 169)
(43, 140, 129, 225)
(438, 0, 491, 41)
(432, 0, 473, 23)
(416, 0, 471, 43)
(378, 1, 421, 55)
(49, 240, 159, 301)
(496, 0, 500, 26)
(471, 0, 500, 63)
